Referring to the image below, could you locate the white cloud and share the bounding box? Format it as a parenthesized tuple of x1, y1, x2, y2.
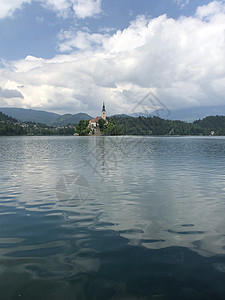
(72, 0, 102, 19)
(38, 0, 102, 18)
(0, 0, 31, 19)
(0, 0, 102, 19)
(57, 30, 107, 52)
(196, 0, 225, 19)
(1, 1, 225, 115)
(174, 0, 189, 8)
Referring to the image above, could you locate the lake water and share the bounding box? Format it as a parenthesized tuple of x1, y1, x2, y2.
(0, 135, 225, 299)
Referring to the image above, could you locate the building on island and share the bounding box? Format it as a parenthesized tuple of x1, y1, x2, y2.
(102, 102, 106, 121)
(88, 103, 108, 134)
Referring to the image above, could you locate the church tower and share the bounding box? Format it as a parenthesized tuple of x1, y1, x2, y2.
(102, 102, 106, 121)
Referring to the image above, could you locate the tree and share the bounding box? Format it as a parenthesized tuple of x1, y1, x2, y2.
(97, 118, 106, 133)
(75, 120, 90, 136)
(106, 118, 121, 135)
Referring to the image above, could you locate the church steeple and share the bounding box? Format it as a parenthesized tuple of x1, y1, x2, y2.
(102, 102, 106, 120)
(102, 102, 105, 112)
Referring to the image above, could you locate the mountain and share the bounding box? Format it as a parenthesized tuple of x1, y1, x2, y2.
(168, 105, 225, 122)
(110, 114, 130, 118)
(0, 108, 59, 124)
(2, 105, 225, 126)
(50, 113, 92, 126)
(0, 108, 92, 126)
(130, 105, 225, 122)
(0, 111, 17, 123)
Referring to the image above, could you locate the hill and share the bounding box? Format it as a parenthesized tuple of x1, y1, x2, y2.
(0, 111, 17, 123)
(0, 108, 59, 124)
(169, 105, 225, 122)
(113, 115, 225, 136)
(0, 111, 25, 135)
(0, 108, 92, 126)
(50, 113, 92, 126)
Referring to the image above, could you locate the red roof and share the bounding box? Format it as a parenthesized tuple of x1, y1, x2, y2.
(95, 117, 102, 121)
(89, 119, 96, 122)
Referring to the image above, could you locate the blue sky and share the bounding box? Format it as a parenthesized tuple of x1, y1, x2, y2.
(0, 0, 224, 116)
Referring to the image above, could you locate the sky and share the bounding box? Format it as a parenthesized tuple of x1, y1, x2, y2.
(0, 0, 225, 116)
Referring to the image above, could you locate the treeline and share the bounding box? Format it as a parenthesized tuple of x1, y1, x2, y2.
(0, 112, 75, 136)
(113, 115, 225, 136)
(23, 123, 76, 136)
(0, 122, 25, 135)
(2, 109, 225, 136)
(75, 118, 121, 136)
(193, 116, 225, 135)
(0, 112, 17, 123)
(0, 112, 24, 135)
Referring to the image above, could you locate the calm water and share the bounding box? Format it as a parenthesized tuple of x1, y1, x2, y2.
(0, 136, 225, 300)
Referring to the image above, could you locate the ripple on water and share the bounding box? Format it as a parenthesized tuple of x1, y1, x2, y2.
(0, 136, 225, 299)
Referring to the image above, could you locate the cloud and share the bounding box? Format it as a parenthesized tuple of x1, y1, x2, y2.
(174, 0, 189, 8)
(40, 0, 102, 19)
(57, 30, 108, 52)
(0, 0, 31, 19)
(0, 0, 102, 19)
(196, 0, 225, 19)
(72, 0, 102, 19)
(0, 87, 24, 99)
(1, 1, 225, 115)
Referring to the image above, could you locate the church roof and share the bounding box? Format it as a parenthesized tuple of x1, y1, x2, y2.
(89, 118, 96, 123)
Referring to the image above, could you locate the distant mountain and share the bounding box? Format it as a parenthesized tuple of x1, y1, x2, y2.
(0, 108, 92, 126)
(0, 108, 59, 124)
(50, 113, 92, 126)
(0, 111, 17, 123)
(110, 114, 130, 118)
(168, 105, 225, 122)
(130, 105, 225, 122)
(2, 105, 225, 126)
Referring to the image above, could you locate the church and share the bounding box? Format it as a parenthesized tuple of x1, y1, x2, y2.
(88, 102, 108, 130)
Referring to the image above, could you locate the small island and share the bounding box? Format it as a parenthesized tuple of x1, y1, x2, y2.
(75, 103, 120, 136)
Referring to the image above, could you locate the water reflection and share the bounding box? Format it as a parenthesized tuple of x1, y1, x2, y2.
(1, 136, 225, 298)
(1, 136, 225, 257)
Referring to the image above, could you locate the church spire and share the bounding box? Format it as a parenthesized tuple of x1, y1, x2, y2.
(102, 102, 106, 120)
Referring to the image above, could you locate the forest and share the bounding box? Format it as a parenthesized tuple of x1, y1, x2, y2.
(1, 110, 225, 136)
(113, 115, 214, 136)
(0, 112, 75, 136)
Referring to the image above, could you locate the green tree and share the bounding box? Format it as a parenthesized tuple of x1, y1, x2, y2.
(106, 118, 121, 135)
(75, 120, 90, 136)
(97, 118, 106, 133)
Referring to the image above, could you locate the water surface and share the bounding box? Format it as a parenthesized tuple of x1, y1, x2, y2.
(0, 136, 225, 299)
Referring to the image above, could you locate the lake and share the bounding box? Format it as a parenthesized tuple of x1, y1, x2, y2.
(0, 135, 225, 299)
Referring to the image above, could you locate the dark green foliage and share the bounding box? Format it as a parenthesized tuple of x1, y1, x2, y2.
(193, 115, 225, 135)
(74, 115, 225, 136)
(0, 111, 76, 136)
(1, 109, 225, 136)
(97, 118, 106, 132)
(75, 120, 91, 136)
(0, 111, 24, 135)
(0, 122, 24, 135)
(0, 111, 17, 123)
(113, 115, 222, 136)
(105, 118, 121, 135)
